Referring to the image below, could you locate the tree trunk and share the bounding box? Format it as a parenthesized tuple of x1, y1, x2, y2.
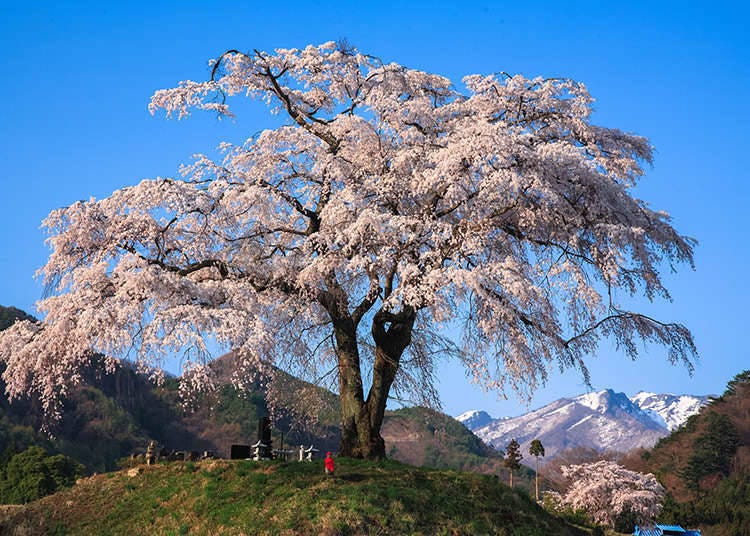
(365, 308, 415, 458)
(332, 307, 415, 460)
(509, 469, 513, 488)
(332, 316, 373, 458)
(535, 456, 539, 501)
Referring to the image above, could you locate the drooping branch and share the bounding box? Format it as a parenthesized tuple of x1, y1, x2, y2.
(563, 310, 697, 372)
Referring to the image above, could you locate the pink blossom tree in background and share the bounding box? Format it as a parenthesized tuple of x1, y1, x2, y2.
(0, 42, 696, 459)
(558, 460, 665, 528)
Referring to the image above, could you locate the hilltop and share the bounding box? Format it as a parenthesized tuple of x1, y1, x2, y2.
(0, 307, 35, 331)
(0, 458, 587, 536)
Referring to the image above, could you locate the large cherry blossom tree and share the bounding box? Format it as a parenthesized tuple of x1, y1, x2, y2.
(0, 42, 696, 458)
(557, 460, 665, 528)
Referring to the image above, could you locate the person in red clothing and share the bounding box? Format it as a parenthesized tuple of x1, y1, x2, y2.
(324, 451, 335, 477)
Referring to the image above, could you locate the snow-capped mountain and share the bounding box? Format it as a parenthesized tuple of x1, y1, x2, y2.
(455, 410, 495, 431)
(629, 391, 710, 431)
(456, 389, 709, 463)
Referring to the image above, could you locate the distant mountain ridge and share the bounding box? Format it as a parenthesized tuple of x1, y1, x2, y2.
(457, 389, 710, 462)
(629, 391, 710, 431)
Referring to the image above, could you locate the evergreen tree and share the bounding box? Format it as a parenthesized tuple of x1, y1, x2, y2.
(529, 438, 545, 501)
(504, 439, 523, 488)
(723, 370, 750, 397)
(681, 412, 739, 491)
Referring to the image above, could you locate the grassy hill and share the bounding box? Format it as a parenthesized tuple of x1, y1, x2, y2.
(622, 370, 750, 535)
(0, 457, 587, 536)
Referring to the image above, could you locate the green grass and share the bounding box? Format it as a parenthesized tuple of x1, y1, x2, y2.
(0, 458, 589, 535)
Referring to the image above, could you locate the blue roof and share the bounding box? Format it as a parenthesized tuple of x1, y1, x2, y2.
(634, 525, 701, 536)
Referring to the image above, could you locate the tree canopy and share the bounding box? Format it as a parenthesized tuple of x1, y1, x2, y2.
(0, 42, 696, 458)
(530, 439, 545, 459)
(681, 411, 740, 491)
(558, 460, 665, 528)
(530, 438, 545, 500)
(0, 446, 82, 504)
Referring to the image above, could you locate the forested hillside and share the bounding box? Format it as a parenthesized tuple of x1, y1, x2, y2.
(381, 406, 535, 490)
(623, 370, 750, 535)
(0, 306, 339, 473)
(0, 307, 35, 332)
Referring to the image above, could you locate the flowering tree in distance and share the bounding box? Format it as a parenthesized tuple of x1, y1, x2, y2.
(558, 460, 665, 528)
(0, 42, 696, 459)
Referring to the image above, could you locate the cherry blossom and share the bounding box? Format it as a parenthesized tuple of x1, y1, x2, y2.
(0, 42, 696, 458)
(558, 460, 665, 527)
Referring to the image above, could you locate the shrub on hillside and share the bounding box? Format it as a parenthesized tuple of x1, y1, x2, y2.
(0, 446, 83, 504)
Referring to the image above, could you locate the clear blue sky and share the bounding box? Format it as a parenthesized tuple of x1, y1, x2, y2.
(1, 1, 747, 419)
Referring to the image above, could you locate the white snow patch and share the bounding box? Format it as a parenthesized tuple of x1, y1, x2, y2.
(567, 414, 594, 430)
(629, 392, 710, 431)
(456, 410, 482, 422)
(574, 390, 609, 412)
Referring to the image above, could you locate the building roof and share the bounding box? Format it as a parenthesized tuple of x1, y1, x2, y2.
(634, 525, 701, 536)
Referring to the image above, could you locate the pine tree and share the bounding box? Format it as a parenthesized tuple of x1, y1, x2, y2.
(504, 439, 523, 488)
(723, 370, 750, 397)
(681, 412, 740, 491)
(529, 438, 545, 501)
